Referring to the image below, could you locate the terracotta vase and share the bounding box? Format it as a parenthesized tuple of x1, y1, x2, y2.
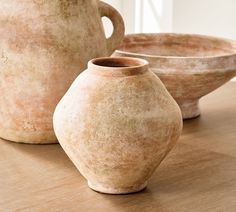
(53, 57, 183, 194)
(0, 0, 124, 144)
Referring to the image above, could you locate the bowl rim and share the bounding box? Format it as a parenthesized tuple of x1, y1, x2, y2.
(115, 33, 236, 60)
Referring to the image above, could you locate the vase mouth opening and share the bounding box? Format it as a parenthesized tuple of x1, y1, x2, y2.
(91, 57, 148, 68)
(88, 57, 149, 75)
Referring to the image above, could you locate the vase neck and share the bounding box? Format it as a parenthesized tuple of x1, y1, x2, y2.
(87, 57, 149, 77)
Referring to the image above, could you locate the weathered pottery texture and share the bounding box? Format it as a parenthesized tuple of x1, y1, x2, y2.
(115, 33, 236, 119)
(53, 57, 183, 194)
(0, 0, 124, 143)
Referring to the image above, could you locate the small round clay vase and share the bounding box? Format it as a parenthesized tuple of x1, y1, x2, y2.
(53, 57, 183, 194)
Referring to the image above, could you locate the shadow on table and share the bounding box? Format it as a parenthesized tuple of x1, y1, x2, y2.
(0, 138, 74, 170)
(94, 143, 236, 211)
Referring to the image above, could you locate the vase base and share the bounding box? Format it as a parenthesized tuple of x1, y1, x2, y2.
(0, 127, 58, 144)
(88, 181, 147, 194)
(177, 99, 201, 119)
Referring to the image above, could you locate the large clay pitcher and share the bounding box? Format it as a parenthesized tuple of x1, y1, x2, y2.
(0, 0, 124, 144)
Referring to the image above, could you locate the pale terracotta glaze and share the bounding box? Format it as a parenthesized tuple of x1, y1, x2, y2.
(114, 33, 236, 119)
(0, 0, 124, 143)
(53, 57, 183, 194)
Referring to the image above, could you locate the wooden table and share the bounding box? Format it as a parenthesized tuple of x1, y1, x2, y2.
(1, 82, 236, 212)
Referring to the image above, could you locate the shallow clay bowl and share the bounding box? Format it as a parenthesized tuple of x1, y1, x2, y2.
(114, 33, 236, 119)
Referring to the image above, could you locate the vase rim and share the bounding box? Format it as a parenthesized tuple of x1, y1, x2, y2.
(88, 57, 149, 76)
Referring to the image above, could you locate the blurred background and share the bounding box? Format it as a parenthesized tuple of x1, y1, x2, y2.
(103, 0, 236, 80)
(103, 0, 236, 38)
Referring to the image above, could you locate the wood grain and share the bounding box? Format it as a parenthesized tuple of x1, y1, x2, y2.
(1, 82, 236, 211)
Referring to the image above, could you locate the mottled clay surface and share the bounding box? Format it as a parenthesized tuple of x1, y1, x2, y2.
(0, 0, 124, 143)
(114, 33, 236, 119)
(53, 57, 183, 194)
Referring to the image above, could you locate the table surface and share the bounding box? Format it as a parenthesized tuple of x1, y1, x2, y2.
(1, 82, 236, 212)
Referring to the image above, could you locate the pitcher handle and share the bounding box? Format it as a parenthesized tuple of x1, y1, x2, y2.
(99, 1, 125, 55)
